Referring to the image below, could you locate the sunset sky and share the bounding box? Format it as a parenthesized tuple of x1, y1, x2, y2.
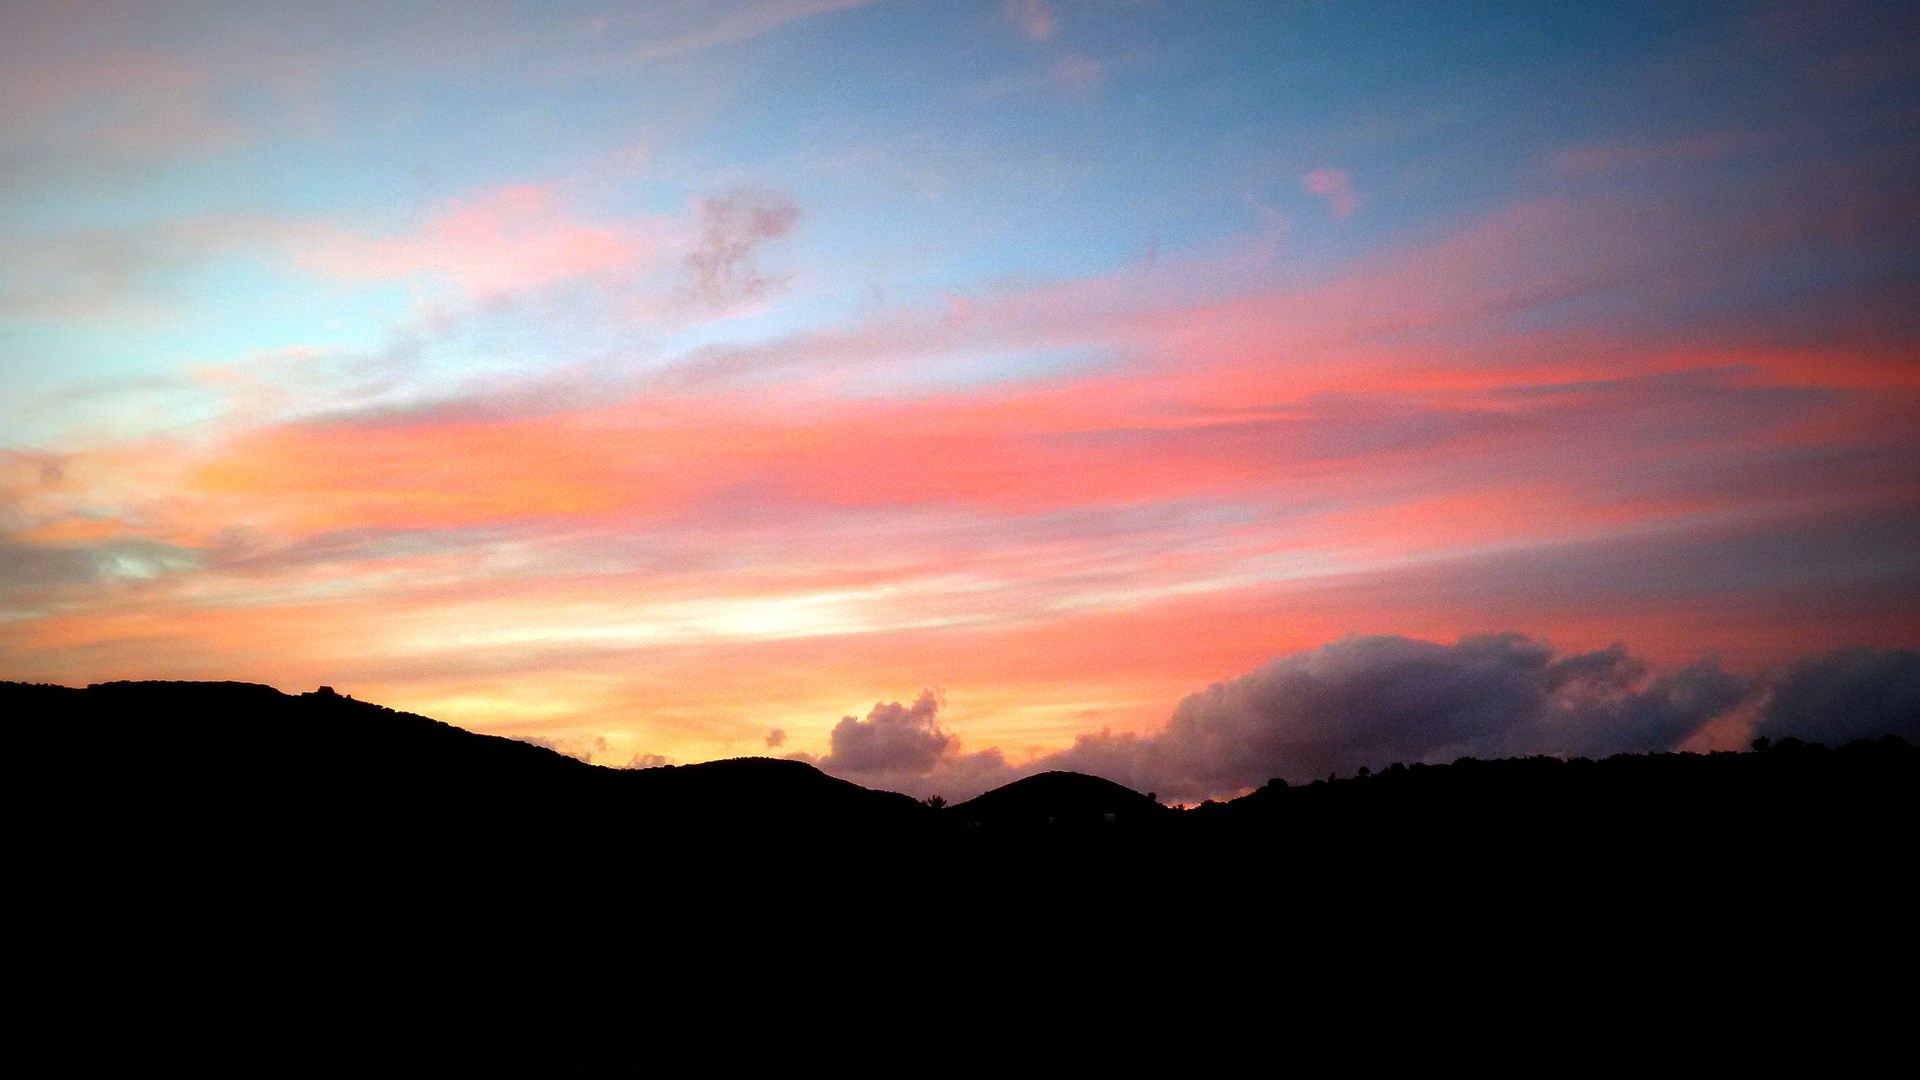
(4, 1, 1916, 801)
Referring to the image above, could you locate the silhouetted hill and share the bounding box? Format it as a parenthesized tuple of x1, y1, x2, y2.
(6, 678, 1914, 1068)
(622, 755, 928, 829)
(9, 677, 1912, 864)
(5, 680, 926, 843)
(948, 769, 1170, 826)
(11, 677, 1913, 867)
(1197, 738, 1917, 858)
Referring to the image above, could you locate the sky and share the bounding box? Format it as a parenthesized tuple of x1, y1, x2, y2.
(3, 0, 1917, 802)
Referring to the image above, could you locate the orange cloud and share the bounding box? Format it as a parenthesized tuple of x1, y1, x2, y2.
(8, 175, 1916, 785)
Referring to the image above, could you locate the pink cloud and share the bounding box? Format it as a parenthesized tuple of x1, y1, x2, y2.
(1053, 53, 1104, 93)
(9, 175, 1916, 782)
(1006, 0, 1057, 42)
(1303, 167, 1358, 220)
(0, 46, 244, 162)
(292, 184, 651, 297)
(968, 50, 1122, 101)
(685, 187, 801, 311)
(1547, 131, 1780, 176)
(558, 0, 876, 74)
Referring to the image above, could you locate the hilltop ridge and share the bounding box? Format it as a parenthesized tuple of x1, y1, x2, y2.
(6, 678, 1913, 1067)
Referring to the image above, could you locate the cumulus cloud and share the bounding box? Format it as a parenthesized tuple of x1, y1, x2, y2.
(1754, 647, 1920, 745)
(822, 690, 952, 773)
(788, 636, 1769, 803)
(765, 727, 787, 749)
(686, 187, 799, 310)
(1035, 634, 1751, 800)
(1303, 167, 1358, 220)
(797, 689, 1012, 798)
(625, 752, 673, 769)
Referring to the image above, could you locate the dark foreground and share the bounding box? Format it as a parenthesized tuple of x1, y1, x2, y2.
(8, 680, 1913, 1068)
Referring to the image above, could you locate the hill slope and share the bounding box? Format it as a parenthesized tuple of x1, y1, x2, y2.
(5, 678, 1915, 1067)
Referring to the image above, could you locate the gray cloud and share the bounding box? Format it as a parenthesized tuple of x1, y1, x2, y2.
(0, 535, 201, 593)
(1755, 647, 1920, 745)
(764, 727, 787, 749)
(0, 539, 99, 592)
(784, 639, 1919, 805)
(821, 690, 952, 773)
(1294, 502, 1920, 628)
(1034, 634, 1752, 800)
(686, 187, 799, 310)
(797, 689, 1012, 798)
(0, 229, 158, 318)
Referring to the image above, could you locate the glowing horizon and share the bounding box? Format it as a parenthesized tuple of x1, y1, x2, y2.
(4, 1, 1916, 801)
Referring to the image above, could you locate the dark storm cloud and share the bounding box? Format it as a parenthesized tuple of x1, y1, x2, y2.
(1034, 634, 1752, 800)
(686, 187, 799, 310)
(1755, 647, 1920, 745)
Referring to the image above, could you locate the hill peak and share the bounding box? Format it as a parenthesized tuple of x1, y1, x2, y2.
(949, 769, 1167, 826)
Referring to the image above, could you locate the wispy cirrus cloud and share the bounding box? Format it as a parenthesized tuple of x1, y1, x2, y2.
(6, 65, 1915, 778)
(1546, 131, 1784, 176)
(554, 0, 878, 76)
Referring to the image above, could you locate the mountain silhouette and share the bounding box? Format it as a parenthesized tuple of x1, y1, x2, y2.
(7, 678, 1913, 1067)
(947, 769, 1169, 826)
(622, 754, 928, 829)
(8, 677, 1911, 862)
(7, 679, 922, 830)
